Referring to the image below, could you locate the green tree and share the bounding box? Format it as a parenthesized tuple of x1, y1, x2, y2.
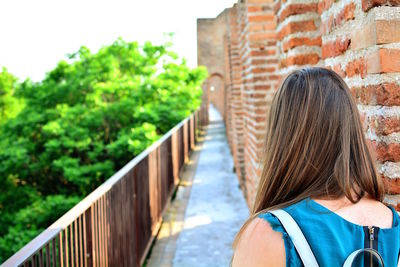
(0, 38, 207, 263)
(0, 67, 24, 122)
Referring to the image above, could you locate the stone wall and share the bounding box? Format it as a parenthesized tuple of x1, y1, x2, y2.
(197, 0, 400, 209)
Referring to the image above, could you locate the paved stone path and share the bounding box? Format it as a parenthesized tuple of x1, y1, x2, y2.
(146, 105, 249, 267)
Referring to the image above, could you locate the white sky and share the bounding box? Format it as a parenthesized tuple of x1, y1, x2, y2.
(0, 0, 236, 82)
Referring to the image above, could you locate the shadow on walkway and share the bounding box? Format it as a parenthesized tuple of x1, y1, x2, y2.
(145, 105, 249, 267)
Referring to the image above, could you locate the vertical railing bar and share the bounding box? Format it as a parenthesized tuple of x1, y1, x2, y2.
(123, 177, 128, 267)
(103, 195, 108, 267)
(95, 201, 99, 267)
(97, 200, 101, 267)
(69, 224, 74, 267)
(74, 219, 79, 267)
(118, 180, 124, 267)
(101, 195, 105, 267)
(78, 216, 84, 267)
(39, 248, 44, 267)
(91, 205, 95, 267)
(99, 197, 104, 267)
(65, 229, 69, 267)
(102, 196, 105, 267)
(133, 167, 139, 267)
(83, 212, 88, 267)
(105, 194, 109, 267)
(180, 126, 184, 170)
(186, 120, 189, 161)
(191, 115, 195, 149)
(33, 254, 37, 267)
(93, 202, 98, 267)
(45, 243, 50, 267)
(52, 238, 57, 267)
(59, 232, 64, 267)
(104, 195, 108, 267)
(86, 208, 95, 267)
(110, 186, 116, 266)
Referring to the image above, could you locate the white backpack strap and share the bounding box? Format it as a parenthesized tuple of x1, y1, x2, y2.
(343, 248, 384, 267)
(269, 209, 319, 267)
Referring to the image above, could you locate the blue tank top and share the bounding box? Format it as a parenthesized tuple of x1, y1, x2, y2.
(257, 198, 400, 266)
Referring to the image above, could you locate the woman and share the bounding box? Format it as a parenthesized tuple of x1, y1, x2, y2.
(231, 67, 400, 266)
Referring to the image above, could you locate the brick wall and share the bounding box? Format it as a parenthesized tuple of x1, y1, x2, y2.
(237, 0, 280, 205)
(197, 0, 400, 209)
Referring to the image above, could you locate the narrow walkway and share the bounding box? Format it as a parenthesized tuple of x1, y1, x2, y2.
(146, 105, 249, 267)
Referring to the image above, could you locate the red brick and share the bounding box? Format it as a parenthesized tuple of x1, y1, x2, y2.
(352, 83, 400, 106)
(371, 140, 400, 162)
(367, 49, 400, 74)
(249, 22, 277, 32)
(248, 14, 275, 23)
(351, 20, 400, 50)
(279, 3, 318, 22)
(252, 93, 266, 98)
(250, 49, 276, 57)
(249, 24, 263, 32)
(261, 5, 273, 12)
(254, 85, 272, 90)
(340, 3, 356, 22)
(375, 20, 400, 45)
(345, 58, 367, 78)
(249, 32, 276, 41)
(321, 3, 355, 34)
(280, 53, 320, 68)
(278, 20, 317, 40)
(255, 116, 266, 122)
(251, 58, 279, 65)
(282, 36, 322, 52)
(362, 0, 400, 12)
(248, 6, 263, 12)
(321, 37, 351, 59)
(383, 176, 400, 194)
(252, 67, 276, 73)
(370, 116, 400, 135)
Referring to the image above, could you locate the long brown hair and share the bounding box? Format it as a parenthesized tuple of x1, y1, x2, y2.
(233, 67, 384, 248)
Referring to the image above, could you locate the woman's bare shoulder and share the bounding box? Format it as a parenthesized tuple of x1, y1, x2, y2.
(231, 217, 285, 267)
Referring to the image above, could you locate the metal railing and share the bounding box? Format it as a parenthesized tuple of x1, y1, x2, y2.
(2, 109, 204, 267)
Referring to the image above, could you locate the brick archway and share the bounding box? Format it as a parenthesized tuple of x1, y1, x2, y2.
(207, 73, 225, 118)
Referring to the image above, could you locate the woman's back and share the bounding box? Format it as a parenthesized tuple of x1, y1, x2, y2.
(250, 197, 400, 266)
(231, 68, 400, 266)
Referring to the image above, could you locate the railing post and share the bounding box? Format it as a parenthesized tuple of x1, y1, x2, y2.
(183, 121, 189, 163)
(190, 115, 195, 150)
(171, 130, 179, 186)
(196, 110, 200, 141)
(84, 208, 93, 267)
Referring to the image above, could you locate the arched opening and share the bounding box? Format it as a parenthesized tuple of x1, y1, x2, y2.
(207, 73, 225, 118)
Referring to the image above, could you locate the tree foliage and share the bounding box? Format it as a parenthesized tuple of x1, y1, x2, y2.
(0, 67, 24, 122)
(0, 39, 207, 262)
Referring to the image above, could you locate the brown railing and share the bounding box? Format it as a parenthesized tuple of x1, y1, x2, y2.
(2, 109, 204, 267)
